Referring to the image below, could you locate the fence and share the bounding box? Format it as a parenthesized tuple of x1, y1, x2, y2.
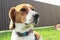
(0, 0, 60, 30)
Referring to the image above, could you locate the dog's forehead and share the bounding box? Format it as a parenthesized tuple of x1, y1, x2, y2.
(15, 4, 34, 11)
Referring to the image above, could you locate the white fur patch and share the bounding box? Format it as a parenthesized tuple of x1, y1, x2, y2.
(25, 8, 38, 24)
(14, 23, 34, 33)
(39, 36, 43, 40)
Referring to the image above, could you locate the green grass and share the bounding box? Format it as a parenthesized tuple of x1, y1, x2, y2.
(0, 26, 60, 40)
(0, 32, 11, 40)
(34, 27, 60, 40)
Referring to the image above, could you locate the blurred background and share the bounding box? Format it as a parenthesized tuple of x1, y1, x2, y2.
(0, 0, 60, 30)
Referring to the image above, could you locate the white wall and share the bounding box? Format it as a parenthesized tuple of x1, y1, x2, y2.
(34, 0, 60, 6)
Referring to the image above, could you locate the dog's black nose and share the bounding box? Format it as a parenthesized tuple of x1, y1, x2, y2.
(34, 14, 39, 19)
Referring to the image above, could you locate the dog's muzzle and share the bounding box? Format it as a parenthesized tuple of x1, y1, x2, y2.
(33, 14, 39, 24)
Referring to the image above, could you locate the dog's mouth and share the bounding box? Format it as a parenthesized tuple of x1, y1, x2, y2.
(24, 19, 38, 29)
(33, 14, 39, 24)
(25, 18, 39, 25)
(33, 18, 39, 24)
(25, 14, 39, 25)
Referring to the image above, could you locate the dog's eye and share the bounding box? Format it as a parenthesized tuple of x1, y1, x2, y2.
(20, 8, 26, 12)
(31, 8, 35, 11)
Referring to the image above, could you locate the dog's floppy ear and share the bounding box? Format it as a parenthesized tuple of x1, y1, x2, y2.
(9, 7, 15, 21)
(9, 7, 15, 29)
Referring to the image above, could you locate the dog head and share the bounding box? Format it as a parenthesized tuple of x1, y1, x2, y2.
(9, 4, 39, 29)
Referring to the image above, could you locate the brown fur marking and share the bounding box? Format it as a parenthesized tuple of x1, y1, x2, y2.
(34, 31, 40, 40)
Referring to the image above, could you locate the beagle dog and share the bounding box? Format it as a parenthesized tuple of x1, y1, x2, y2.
(9, 4, 43, 40)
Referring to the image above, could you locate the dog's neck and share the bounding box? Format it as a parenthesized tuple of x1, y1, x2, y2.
(14, 23, 34, 33)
